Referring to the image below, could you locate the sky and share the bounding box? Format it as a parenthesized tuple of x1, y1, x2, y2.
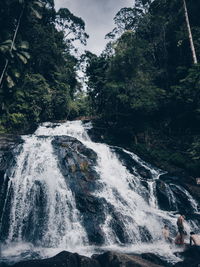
(55, 0, 133, 55)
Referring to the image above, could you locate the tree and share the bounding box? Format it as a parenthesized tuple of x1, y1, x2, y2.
(0, 0, 43, 87)
(182, 0, 198, 64)
(0, 40, 30, 88)
(0, 0, 89, 132)
(86, 0, 200, 139)
(56, 8, 89, 50)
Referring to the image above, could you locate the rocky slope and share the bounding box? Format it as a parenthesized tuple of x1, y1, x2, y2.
(0, 134, 23, 221)
(0, 251, 171, 267)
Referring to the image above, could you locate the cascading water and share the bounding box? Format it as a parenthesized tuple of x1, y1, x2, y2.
(0, 132, 88, 259)
(0, 120, 199, 263)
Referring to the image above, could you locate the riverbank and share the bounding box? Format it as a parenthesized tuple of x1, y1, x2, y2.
(1, 246, 200, 267)
(0, 250, 173, 267)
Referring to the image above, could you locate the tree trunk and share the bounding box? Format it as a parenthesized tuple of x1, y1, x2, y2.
(0, 6, 25, 87)
(183, 0, 198, 64)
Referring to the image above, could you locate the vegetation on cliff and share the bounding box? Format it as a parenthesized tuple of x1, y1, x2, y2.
(0, 0, 88, 133)
(1, 0, 200, 177)
(85, 0, 200, 177)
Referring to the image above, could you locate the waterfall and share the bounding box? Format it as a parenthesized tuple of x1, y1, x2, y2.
(0, 120, 199, 262)
(0, 134, 88, 251)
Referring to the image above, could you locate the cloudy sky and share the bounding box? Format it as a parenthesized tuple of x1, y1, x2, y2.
(55, 0, 133, 55)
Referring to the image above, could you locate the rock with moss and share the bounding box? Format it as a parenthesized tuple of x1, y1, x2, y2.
(52, 136, 106, 244)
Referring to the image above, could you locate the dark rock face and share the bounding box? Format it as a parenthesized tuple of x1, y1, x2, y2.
(52, 136, 140, 245)
(1, 251, 170, 267)
(156, 180, 177, 211)
(174, 246, 200, 267)
(10, 251, 100, 267)
(52, 136, 106, 245)
(141, 253, 172, 267)
(93, 251, 166, 267)
(52, 136, 99, 193)
(112, 147, 153, 180)
(0, 135, 23, 240)
(0, 135, 22, 184)
(155, 179, 199, 214)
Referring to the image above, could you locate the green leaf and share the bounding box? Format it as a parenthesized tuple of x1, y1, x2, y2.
(19, 41, 29, 50)
(16, 52, 30, 64)
(12, 70, 21, 78)
(0, 40, 12, 52)
(20, 51, 31, 59)
(33, 1, 44, 8)
(6, 75, 15, 88)
(0, 40, 12, 46)
(31, 7, 42, 19)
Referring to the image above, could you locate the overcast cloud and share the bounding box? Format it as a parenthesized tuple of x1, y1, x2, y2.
(55, 0, 133, 55)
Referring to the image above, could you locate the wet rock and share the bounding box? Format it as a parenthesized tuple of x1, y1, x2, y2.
(0, 135, 22, 150)
(75, 194, 106, 244)
(52, 136, 106, 245)
(0, 251, 170, 267)
(10, 251, 100, 267)
(156, 180, 177, 211)
(174, 246, 200, 267)
(156, 179, 199, 215)
(112, 147, 152, 179)
(138, 226, 152, 242)
(141, 253, 172, 267)
(22, 180, 49, 244)
(93, 251, 165, 267)
(0, 135, 23, 240)
(52, 136, 98, 194)
(170, 185, 197, 214)
(184, 184, 200, 204)
(0, 135, 22, 182)
(159, 173, 182, 184)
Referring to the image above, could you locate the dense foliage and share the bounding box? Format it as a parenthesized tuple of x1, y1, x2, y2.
(0, 0, 88, 132)
(86, 0, 200, 176)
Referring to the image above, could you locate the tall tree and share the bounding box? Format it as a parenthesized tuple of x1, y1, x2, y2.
(0, 0, 89, 132)
(56, 8, 89, 50)
(0, 0, 43, 88)
(182, 0, 198, 64)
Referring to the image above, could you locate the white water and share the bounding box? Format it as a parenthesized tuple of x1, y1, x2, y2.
(1, 135, 88, 252)
(1, 120, 199, 263)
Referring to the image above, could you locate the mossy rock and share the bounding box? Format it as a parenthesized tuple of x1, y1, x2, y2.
(80, 161, 89, 172)
(61, 143, 69, 148)
(70, 164, 76, 173)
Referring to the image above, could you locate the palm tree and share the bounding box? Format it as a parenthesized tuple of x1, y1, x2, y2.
(0, 40, 30, 87)
(0, 0, 43, 87)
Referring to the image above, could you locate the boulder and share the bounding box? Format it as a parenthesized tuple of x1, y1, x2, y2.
(52, 136, 106, 245)
(174, 246, 200, 267)
(1, 251, 170, 267)
(0, 134, 23, 240)
(93, 251, 166, 267)
(156, 180, 176, 211)
(112, 147, 152, 179)
(10, 251, 100, 267)
(141, 253, 172, 267)
(0, 134, 22, 183)
(52, 136, 137, 245)
(52, 136, 99, 193)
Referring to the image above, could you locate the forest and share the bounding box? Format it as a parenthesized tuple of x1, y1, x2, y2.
(0, 0, 89, 133)
(85, 0, 200, 177)
(0, 0, 200, 177)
